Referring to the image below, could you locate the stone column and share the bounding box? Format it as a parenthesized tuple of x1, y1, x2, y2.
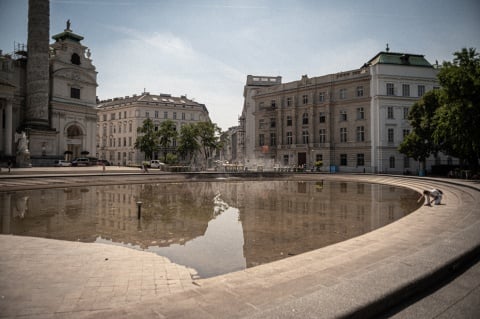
(4, 99, 13, 156)
(25, 0, 50, 128)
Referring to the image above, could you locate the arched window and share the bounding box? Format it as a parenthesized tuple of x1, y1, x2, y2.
(71, 53, 81, 65)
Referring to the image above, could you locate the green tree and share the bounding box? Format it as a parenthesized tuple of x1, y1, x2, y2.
(434, 48, 480, 169)
(196, 121, 222, 165)
(158, 120, 178, 163)
(178, 123, 200, 164)
(399, 90, 442, 171)
(134, 118, 159, 160)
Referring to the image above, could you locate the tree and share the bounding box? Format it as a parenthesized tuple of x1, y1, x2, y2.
(195, 121, 222, 166)
(399, 90, 442, 171)
(434, 48, 480, 169)
(134, 118, 159, 160)
(178, 123, 200, 164)
(158, 120, 178, 163)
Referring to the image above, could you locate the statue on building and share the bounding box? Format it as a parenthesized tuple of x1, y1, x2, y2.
(66, 19, 71, 31)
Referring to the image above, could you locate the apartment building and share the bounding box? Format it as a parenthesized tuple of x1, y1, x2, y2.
(96, 92, 210, 165)
(241, 50, 456, 174)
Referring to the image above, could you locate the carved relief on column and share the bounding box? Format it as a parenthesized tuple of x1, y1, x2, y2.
(25, 0, 50, 127)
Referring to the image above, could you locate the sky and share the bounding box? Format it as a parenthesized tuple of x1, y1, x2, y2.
(1, 0, 479, 131)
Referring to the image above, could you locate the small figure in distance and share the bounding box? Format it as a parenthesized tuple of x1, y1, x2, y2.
(418, 189, 443, 206)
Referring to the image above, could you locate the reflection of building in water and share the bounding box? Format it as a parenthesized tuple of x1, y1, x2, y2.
(219, 181, 419, 268)
(0, 188, 97, 240)
(95, 183, 215, 249)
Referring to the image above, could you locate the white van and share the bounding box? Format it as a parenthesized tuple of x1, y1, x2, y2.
(150, 160, 164, 168)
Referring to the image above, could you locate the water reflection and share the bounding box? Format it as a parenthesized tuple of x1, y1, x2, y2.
(0, 180, 421, 278)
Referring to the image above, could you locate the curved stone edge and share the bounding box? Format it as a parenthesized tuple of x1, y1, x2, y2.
(2, 173, 479, 319)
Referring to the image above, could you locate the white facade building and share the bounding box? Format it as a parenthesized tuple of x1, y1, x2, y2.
(97, 92, 210, 166)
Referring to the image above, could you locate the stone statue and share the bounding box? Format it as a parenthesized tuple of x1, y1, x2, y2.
(66, 19, 71, 30)
(15, 131, 29, 154)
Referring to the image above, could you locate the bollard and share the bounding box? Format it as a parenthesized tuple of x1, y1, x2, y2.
(136, 201, 143, 219)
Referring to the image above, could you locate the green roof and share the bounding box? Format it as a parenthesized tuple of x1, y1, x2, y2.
(52, 30, 84, 43)
(365, 52, 433, 68)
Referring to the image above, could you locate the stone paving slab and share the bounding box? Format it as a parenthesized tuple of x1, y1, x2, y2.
(0, 173, 479, 318)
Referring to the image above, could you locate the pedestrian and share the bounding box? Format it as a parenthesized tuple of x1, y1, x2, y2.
(7, 160, 12, 173)
(418, 189, 443, 206)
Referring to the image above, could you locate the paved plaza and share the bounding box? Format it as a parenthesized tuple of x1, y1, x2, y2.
(0, 168, 479, 318)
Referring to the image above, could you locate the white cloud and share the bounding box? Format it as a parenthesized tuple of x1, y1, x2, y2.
(94, 26, 245, 130)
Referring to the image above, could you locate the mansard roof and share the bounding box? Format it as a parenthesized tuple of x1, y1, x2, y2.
(365, 51, 433, 68)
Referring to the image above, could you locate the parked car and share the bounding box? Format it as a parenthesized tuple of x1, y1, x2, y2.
(97, 159, 111, 166)
(54, 160, 72, 167)
(150, 160, 164, 168)
(71, 158, 91, 166)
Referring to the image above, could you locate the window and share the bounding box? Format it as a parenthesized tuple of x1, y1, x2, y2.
(286, 116, 292, 126)
(316, 154, 323, 162)
(403, 107, 409, 119)
(403, 156, 410, 169)
(319, 129, 326, 143)
(259, 119, 265, 129)
(271, 100, 276, 108)
(388, 128, 394, 143)
(102, 114, 107, 121)
(124, 111, 127, 118)
(129, 137, 132, 146)
(357, 154, 365, 166)
(286, 132, 293, 144)
(119, 112, 122, 119)
(270, 132, 276, 146)
(402, 84, 410, 97)
(302, 113, 309, 125)
(283, 155, 289, 165)
(173, 112, 177, 120)
(340, 154, 347, 166)
(71, 53, 81, 65)
(319, 92, 325, 102)
(387, 106, 394, 119)
(118, 125, 121, 133)
(270, 118, 276, 128)
(389, 156, 396, 169)
(154, 124, 159, 132)
(70, 87, 80, 99)
(386, 83, 395, 96)
(302, 130, 309, 144)
(339, 88, 347, 99)
(418, 85, 425, 97)
(356, 126, 365, 142)
(356, 86, 364, 97)
(129, 123, 132, 132)
(164, 111, 168, 119)
(110, 113, 115, 120)
(286, 97, 292, 106)
(340, 110, 347, 121)
(182, 112, 186, 120)
(340, 128, 347, 142)
(403, 129, 410, 139)
(145, 112, 149, 118)
(319, 112, 326, 123)
(302, 94, 308, 104)
(123, 137, 127, 147)
(259, 134, 265, 146)
(357, 107, 365, 120)
(154, 111, 159, 118)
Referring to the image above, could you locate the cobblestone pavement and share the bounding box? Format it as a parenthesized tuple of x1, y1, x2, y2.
(0, 171, 479, 318)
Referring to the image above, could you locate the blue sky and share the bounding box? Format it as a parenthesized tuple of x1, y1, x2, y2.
(1, 0, 479, 130)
